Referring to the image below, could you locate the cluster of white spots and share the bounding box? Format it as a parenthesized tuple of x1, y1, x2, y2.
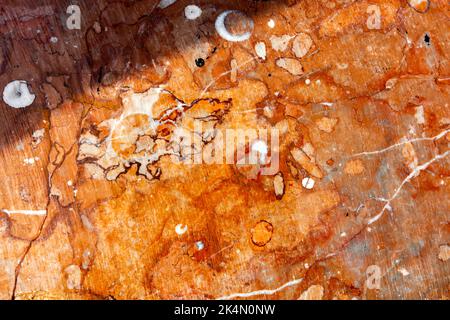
(175, 223, 188, 235)
(215, 10, 254, 42)
(24, 157, 39, 165)
(158, 0, 177, 9)
(32, 128, 45, 146)
(251, 139, 268, 163)
(195, 241, 204, 251)
(50, 36, 58, 43)
(267, 19, 275, 28)
(255, 42, 266, 60)
(184, 5, 202, 20)
(2, 80, 35, 108)
(302, 177, 315, 190)
(32, 128, 45, 139)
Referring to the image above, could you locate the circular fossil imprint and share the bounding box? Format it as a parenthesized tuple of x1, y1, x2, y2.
(215, 10, 254, 42)
(185, 5, 202, 20)
(251, 220, 273, 247)
(2, 80, 35, 108)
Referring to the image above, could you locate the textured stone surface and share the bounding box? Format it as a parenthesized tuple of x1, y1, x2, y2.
(0, 0, 449, 300)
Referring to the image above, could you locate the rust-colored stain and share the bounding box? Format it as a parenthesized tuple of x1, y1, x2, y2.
(0, 0, 448, 300)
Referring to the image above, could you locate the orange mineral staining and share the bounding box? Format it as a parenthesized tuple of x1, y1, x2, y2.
(344, 159, 365, 175)
(315, 117, 338, 133)
(0, 0, 448, 301)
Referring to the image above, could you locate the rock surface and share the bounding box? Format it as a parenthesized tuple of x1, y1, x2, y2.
(0, 0, 449, 300)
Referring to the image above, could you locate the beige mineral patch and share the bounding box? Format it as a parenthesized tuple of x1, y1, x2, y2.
(438, 245, 450, 262)
(345, 159, 365, 175)
(299, 285, 324, 300)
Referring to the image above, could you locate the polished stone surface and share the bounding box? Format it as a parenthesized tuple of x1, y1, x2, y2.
(0, 0, 448, 299)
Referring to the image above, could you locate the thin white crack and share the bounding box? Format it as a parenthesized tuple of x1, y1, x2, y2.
(367, 150, 450, 225)
(216, 277, 303, 300)
(352, 129, 449, 157)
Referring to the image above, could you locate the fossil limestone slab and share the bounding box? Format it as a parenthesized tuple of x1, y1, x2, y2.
(0, 0, 449, 300)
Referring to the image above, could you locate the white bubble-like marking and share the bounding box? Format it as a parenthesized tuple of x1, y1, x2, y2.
(302, 177, 315, 190)
(184, 5, 202, 20)
(195, 241, 204, 250)
(255, 42, 267, 60)
(175, 223, 188, 235)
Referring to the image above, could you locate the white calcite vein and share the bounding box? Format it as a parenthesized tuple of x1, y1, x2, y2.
(1, 209, 47, 216)
(368, 150, 450, 225)
(217, 278, 303, 300)
(352, 128, 449, 157)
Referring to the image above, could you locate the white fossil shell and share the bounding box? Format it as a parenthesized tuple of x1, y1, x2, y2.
(215, 10, 254, 42)
(185, 5, 202, 20)
(158, 0, 177, 9)
(175, 223, 188, 235)
(2, 80, 35, 108)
